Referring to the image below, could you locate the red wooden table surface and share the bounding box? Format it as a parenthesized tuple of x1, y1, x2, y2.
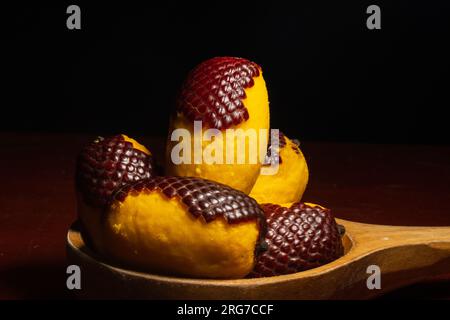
(0, 132, 449, 299)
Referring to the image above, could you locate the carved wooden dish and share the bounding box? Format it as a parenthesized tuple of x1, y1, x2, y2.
(67, 218, 450, 299)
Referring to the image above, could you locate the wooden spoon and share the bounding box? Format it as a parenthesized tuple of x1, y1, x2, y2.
(66, 219, 450, 299)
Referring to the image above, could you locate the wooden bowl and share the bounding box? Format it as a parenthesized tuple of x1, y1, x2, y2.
(67, 219, 450, 299)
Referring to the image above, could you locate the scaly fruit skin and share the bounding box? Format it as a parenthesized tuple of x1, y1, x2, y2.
(249, 202, 343, 278)
(176, 57, 261, 130)
(101, 176, 267, 279)
(75, 134, 154, 251)
(249, 132, 308, 204)
(76, 134, 154, 207)
(166, 57, 270, 194)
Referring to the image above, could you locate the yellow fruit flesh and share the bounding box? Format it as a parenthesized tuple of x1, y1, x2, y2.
(78, 135, 151, 253)
(100, 191, 260, 279)
(121, 134, 151, 155)
(305, 202, 325, 209)
(166, 74, 270, 194)
(280, 202, 324, 209)
(249, 136, 309, 205)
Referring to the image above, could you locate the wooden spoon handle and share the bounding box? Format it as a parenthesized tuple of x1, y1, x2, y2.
(308, 219, 450, 299)
(338, 218, 450, 251)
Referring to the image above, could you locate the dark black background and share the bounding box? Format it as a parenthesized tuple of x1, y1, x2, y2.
(6, 1, 450, 144)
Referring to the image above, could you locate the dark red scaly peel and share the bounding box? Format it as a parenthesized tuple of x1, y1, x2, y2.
(249, 202, 344, 278)
(177, 57, 261, 130)
(76, 135, 154, 208)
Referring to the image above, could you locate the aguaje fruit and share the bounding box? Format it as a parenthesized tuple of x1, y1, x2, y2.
(76, 134, 154, 251)
(249, 132, 309, 204)
(100, 176, 267, 279)
(249, 202, 344, 278)
(166, 57, 270, 194)
(72, 58, 343, 281)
